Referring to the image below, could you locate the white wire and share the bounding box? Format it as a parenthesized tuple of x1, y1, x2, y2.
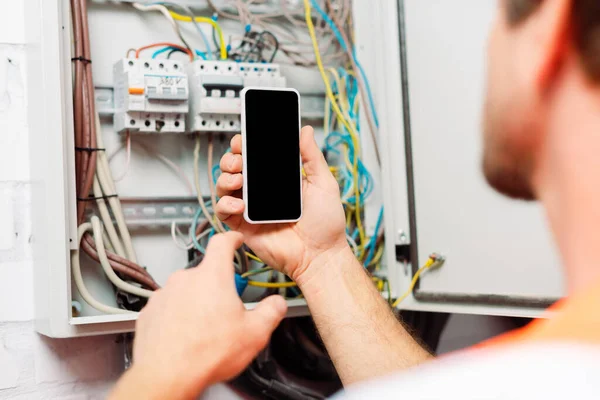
(193, 136, 219, 231)
(170, 221, 212, 250)
(101, 229, 115, 253)
(95, 112, 138, 263)
(132, 2, 195, 58)
(346, 233, 358, 256)
(91, 216, 153, 298)
(71, 223, 135, 315)
(93, 175, 127, 258)
(112, 131, 131, 183)
(109, 141, 195, 197)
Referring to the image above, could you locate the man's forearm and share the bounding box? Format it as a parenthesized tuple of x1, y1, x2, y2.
(297, 247, 432, 386)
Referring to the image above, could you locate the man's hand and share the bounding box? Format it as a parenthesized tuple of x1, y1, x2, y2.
(215, 126, 349, 283)
(110, 232, 287, 400)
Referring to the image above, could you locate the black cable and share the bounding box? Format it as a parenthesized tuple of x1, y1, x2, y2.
(212, 25, 221, 50)
(259, 30, 280, 62)
(167, 48, 187, 59)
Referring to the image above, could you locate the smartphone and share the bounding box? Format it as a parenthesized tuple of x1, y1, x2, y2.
(241, 87, 302, 224)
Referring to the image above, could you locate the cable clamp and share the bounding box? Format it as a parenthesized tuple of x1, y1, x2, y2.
(71, 56, 92, 64)
(75, 146, 105, 152)
(77, 194, 118, 202)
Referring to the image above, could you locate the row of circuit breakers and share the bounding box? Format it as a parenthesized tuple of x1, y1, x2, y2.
(113, 58, 287, 134)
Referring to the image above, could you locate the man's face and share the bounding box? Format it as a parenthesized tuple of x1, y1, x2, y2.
(482, 3, 541, 201)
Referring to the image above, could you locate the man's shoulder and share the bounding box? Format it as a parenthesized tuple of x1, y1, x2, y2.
(336, 342, 600, 399)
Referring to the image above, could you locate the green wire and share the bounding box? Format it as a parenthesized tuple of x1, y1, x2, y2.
(241, 267, 273, 279)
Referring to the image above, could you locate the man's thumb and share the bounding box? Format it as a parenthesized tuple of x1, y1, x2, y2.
(245, 295, 287, 346)
(300, 126, 331, 179)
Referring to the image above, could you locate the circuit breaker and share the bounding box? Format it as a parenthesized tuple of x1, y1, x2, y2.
(113, 58, 189, 134)
(187, 60, 286, 133)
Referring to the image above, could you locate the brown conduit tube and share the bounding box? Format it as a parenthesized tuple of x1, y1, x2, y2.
(81, 233, 161, 291)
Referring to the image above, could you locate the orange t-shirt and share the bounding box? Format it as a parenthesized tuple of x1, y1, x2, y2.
(479, 280, 600, 349)
(338, 283, 600, 399)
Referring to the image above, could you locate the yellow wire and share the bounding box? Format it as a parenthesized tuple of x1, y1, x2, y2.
(247, 280, 298, 288)
(169, 11, 227, 59)
(241, 266, 272, 279)
(245, 252, 263, 264)
(392, 259, 436, 308)
(303, 0, 365, 245)
(367, 245, 384, 267)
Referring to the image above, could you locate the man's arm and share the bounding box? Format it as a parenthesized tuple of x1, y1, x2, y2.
(297, 246, 432, 385)
(215, 127, 432, 387)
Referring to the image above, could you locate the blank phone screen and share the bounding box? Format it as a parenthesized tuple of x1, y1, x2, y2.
(244, 89, 302, 222)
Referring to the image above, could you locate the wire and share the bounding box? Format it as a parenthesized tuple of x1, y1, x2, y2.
(207, 133, 226, 233)
(392, 257, 441, 308)
(242, 267, 273, 279)
(303, 0, 366, 246)
(247, 280, 298, 289)
(190, 206, 208, 254)
(193, 136, 219, 232)
(112, 131, 131, 182)
(132, 3, 195, 59)
(246, 252, 264, 264)
(93, 176, 126, 258)
(312, 0, 381, 156)
(363, 207, 383, 266)
(91, 216, 153, 298)
(72, 223, 134, 315)
(111, 140, 195, 196)
(172, 218, 213, 251)
(346, 233, 359, 256)
(162, 2, 214, 58)
(95, 113, 137, 263)
(168, 10, 228, 59)
(135, 42, 194, 61)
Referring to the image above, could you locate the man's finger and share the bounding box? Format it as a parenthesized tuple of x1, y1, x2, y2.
(201, 232, 244, 277)
(217, 173, 243, 198)
(245, 295, 288, 349)
(230, 134, 242, 154)
(215, 196, 244, 220)
(300, 126, 331, 180)
(220, 153, 243, 174)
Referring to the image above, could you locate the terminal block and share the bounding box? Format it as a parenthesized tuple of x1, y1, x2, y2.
(187, 60, 286, 133)
(113, 58, 189, 134)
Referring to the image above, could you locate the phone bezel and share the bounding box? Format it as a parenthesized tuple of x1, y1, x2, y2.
(240, 87, 303, 224)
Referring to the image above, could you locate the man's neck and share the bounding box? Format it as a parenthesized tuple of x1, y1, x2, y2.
(535, 65, 600, 293)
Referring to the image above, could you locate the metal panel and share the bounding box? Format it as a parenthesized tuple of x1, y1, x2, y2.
(401, 0, 564, 308)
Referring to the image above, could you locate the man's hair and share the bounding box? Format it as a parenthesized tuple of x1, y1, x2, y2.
(507, 0, 600, 81)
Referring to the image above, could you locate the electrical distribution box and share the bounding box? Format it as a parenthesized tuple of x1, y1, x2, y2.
(26, 0, 564, 338)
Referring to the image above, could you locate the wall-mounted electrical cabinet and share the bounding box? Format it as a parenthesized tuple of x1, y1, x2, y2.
(26, 0, 564, 338)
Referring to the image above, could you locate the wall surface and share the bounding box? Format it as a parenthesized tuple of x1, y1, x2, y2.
(0, 2, 125, 398)
(0, 1, 511, 398)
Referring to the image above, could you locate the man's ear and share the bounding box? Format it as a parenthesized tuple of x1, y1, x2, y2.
(521, 0, 572, 92)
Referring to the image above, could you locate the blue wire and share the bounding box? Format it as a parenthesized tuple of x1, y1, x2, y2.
(310, 0, 379, 127)
(149, 1, 213, 59)
(364, 207, 383, 266)
(152, 46, 174, 59)
(193, 23, 213, 60)
(191, 207, 207, 253)
(152, 46, 208, 60)
(190, 200, 214, 253)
